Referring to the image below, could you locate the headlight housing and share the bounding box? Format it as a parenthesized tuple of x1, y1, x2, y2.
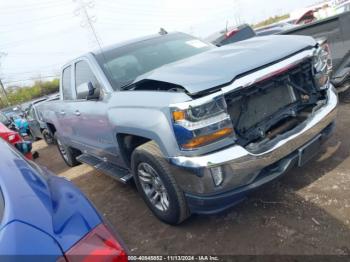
(313, 40, 332, 89)
(171, 95, 234, 150)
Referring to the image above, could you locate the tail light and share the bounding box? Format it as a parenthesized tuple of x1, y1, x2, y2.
(6, 132, 22, 144)
(62, 224, 128, 262)
(225, 29, 238, 38)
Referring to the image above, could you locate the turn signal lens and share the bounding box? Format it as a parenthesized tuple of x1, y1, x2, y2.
(171, 95, 235, 150)
(182, 128, 233, 149)
(172, 111, 185, 121)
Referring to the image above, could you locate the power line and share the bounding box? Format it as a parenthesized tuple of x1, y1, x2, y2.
(0, 0, 69, 11)
(0, 2, 68, 15)
(0, 12, 73, 28)
(3, 69, 61, 77)
(5, 51, 82, 55)
(0, 27, 78, 49)
(3, 75, 59, 84)
(2, 63, 64, 76)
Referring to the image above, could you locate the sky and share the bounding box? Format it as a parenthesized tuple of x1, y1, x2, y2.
(0, 0, 320, 87)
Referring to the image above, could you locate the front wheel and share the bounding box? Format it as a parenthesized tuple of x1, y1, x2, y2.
(131, 141, 190, 224)
(55, 134, 81, 167)
(42, 129, 55, 145)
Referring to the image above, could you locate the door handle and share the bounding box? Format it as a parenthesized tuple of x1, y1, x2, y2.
(60, 111, 65, 116)
(75, 110, 81, 116)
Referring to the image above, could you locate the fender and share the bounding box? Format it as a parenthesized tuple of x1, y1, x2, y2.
(108, 107, 180, 157)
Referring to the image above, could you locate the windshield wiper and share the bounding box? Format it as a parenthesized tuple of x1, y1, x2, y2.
(119, 81, 135, 91)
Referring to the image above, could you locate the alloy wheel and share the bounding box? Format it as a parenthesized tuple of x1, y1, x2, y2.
(137, 162, 170, 212)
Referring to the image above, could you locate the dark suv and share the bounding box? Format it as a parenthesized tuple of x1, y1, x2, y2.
(205, 24, 256, 46)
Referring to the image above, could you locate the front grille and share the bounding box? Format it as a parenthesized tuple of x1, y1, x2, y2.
(225, 59, 325, 146)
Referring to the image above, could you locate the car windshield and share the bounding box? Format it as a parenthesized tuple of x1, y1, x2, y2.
(94, 33, 213, 90)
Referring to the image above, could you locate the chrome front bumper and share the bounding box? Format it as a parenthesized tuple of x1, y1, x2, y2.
(169, 87, 338, 195)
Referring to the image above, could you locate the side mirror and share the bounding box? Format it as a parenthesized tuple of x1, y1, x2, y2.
(76, 82, 100, 100)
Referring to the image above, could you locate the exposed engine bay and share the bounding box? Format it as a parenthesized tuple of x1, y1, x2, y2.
(225, 59, 328, 148)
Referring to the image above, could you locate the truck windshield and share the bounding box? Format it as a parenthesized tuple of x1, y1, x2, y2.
(94, 33, 213, 90)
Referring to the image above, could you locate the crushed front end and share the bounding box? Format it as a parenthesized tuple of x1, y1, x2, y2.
(169, 45, 338, 214)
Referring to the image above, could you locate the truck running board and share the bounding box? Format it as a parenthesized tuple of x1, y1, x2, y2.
(76, 154, 133, 184)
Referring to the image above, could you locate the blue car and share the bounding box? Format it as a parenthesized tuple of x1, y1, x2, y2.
(0, 139, 127, 261)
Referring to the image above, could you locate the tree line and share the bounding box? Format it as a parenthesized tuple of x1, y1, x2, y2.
(253, 14, 290, 29)
(0, 78, 59, 109)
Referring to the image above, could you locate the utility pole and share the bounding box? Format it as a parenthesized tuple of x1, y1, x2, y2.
(0, 79, 9, 106)
(73, 0, 102, 50)
(0, 52, 9, 107)
(232, 0, 243, 26)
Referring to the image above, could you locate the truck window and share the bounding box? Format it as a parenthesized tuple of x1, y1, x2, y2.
(27, 107, 35, 120)
(62, 66, 73, 100)
(75, 60, 99, 99)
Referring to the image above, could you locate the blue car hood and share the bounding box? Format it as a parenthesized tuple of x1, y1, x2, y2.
(135, 35, 316, 95)
(0, 143, 101, 252)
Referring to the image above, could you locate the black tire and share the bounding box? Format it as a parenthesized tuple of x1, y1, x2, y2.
(339, 86, 350, 103)
(42, 129, 55, 145)
(131, 141, 190, 224)
(25, 129, 36, 142)
(55, 134, 81, 167)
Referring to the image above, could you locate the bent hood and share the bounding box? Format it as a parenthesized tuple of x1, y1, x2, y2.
(135, 35, 316, 95)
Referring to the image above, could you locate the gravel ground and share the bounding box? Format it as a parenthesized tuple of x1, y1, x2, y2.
(33, 102, 350, 255)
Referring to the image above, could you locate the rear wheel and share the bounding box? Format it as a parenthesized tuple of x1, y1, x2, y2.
(131, 141, 190, 224)
(55, 134, 81, 167)
(339, 86, 350, 103)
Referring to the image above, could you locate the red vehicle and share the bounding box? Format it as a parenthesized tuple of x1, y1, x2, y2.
(0, 122, 33, 159)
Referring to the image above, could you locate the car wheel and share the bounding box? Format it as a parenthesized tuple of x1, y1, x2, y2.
(42, 129, 55, 145)
(55, 134, 81, 167)
(25, 129, 35, 141)
(339, 85, 350, 103)
(131, 141, 190, 224)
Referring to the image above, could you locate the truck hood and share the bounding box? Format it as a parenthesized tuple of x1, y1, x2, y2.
(134, 35, 316, 95)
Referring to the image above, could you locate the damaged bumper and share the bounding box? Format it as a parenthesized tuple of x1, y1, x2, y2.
(169, 87, 338, 214)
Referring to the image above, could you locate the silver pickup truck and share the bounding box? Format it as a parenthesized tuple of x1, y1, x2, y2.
(40, 32, 337, 224)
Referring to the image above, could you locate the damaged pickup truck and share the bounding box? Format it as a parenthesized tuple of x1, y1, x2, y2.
(39, 32, 337, 224)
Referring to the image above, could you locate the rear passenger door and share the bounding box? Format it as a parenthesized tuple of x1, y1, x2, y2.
(69, 58, 118, 163)
(56, 65, 76, 144)
(27, 106, 41, 139)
